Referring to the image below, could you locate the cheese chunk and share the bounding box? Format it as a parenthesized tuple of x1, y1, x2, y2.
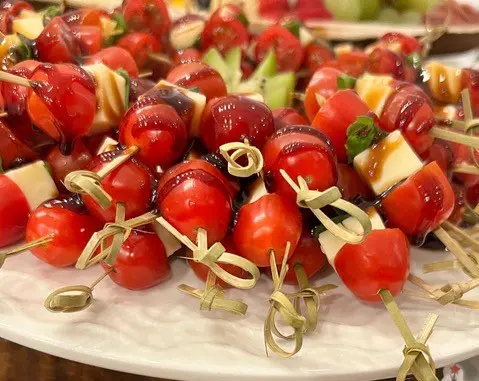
(153, 221, 182, 257)
(424, 61, 462, 104)
(245, 177, 268, 204)
(83, 64, 127, 135)
(318, 207, 385, 268)
(170, 19, 205, 50)
(6, 161, 58, 210)
(13, 10, 44, 39)
(97, 137, 119, 155)
(356, 74, 395, 117)
(155, 80, 206, 137)
(334, 43, 353, 57)
(299, 27, 315, 47)
(0, 34, 21, 59)
(353, 130, 424, 196)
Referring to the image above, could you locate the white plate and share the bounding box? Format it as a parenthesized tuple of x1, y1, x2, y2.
(1, 247, 479, 381)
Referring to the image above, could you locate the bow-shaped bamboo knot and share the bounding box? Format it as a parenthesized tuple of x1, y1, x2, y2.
(219, 141, 264, 178)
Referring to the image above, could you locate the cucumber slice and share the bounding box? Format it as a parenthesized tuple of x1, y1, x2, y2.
(225, 47, 242, 93)
(251, 49, 276, 80)
(263, 72, 296, 109)
(203, 48, 228, 81)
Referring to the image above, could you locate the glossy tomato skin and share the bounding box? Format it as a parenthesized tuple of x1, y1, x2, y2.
(166, 62, 227, 102)
(263, 126, 338, 202)
(337, 163, 373, 201)
(335, 229, 409, 302)
(233, 193, 302, 267)
(62, 8, 106, 27)
(117, 32, 162, 70)
(312, 89, 372, 162)
(462, 69, 479, 115)
(188, 235, 247, 288)
(337, 51, 368, 77)
(85, 46, 140, 77)
(255, 25, 304, 72)
(420, 139, 454, 178)
(35, 17, 81, 64)
(122, 0, 171, 40)
(272, 107, 308, 127)
(102, 230, 170, 290)
(129, 77, 156, 103)
(45, 139, 93, 185)
(157, 159, 234, 245)
(304, 67, 343, 122)
(27, 63, 97, 152)
(381, 162, 455, 241)
(71, 25, 103, 55)
(119, 102, 187, 171)
(26, 197, 102, 267)
(0, 173, 30, 247)
(173, 48, 202, 66)
(282, 230, 328, 285)
(380, 32, 422, 55)
(201, 4, 249, 55)
(200, 95, 275, 152)
(82, 150, 156, 223)
(380, 84, 435, 155)
(367, 48, 405, 80)
(0, 119, 38, 170)
(304, 44, 334, 73)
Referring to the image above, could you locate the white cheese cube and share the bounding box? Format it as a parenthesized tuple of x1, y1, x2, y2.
(424, 61, 462, 104)
(170, 19, 205, 50)
(13, 15, 44, 40)
(96, 137, 119, 155)
(353, 130, 424, 196)
(6, 161, 58, 211)
(356, 74, 395, 117)
(299, 27, 315, 47)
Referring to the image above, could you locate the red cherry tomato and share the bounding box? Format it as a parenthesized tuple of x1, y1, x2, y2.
(312, 89, 372, 162)
(26, 197, 102, 267)
(117, 32, 162, 70)
(45, 139, 93, 185)
(35, 17, 81, 64)
(85, 46, 140, 77)
(82, 150, 156, 223)
(0, 0, 33, 34)
(62, 8, 106, 28)
(122, 0, 171, 39)
(304, 44, 334, 73)
(272, 107, 308, 127)
(337, 163, 373, 201)
(335, 229, 409, 302)
(462, 68, 479, 115)
(0, 173, 30, 247)
(263, 125, 338, 201)
(420, 139, 454, 177)
(201, 5, 249, 55)
(27, 63, 97, 152)
(281, 230, 327, 285)
(166, 62, 227, 102)
(0, 119, 38, 170)
(119, 103, 187, 171)
(258, 0, 289, 21)
(380, 84, 435, 155)
(295, 0, 333, 21)
(233, 193, 302, 267)
(255, 25, 304, 72)
(71, 26, 103, 55)
(337, 51, 368, 77)
(381, 162, 455, 241)
(173, 48, 202, 66)
(200, 95, 275, 152)
(304, 67, 343, 122)
(157, 159, 234, 245)
(188, 235, 247, 288)
(367, 48, 405, 80)
(380, 32, 422, 55)
(102, 229, 170, 290)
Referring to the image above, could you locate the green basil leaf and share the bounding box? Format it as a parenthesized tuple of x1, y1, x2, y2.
(345, 115, 383, 162)
(337, 74, 357, 90)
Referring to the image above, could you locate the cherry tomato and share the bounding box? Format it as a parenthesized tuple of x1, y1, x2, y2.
(117, 32, 162, 70)
(380, 32, 422, 55)
(157, 159, 234, 245)
(263, 125, 338, 201)
(27, 63, 97, 153)
(82, 150, 156, 223)
(200, 95, 275, 152)
(462, 68, 479, 115)
(337, 163, 373, 201)
(258, 0, 289, 21)
(0, 119, 38, 170)
(45, 139, 93, 185)
(35, 17, 81, 64)
(304, 44, 334, 73)
(201, 5, 249, 55)
(26, 196, 102, 267)
(102, 229, 170, 290)
(312, 89, 372, 162)
(166, 62, 227, 102)
(188, 235, 247, 288)
(119, 102, 187, 172)
(449, 183, 466, 225)
(367, 48, 405, 80)
(62, 8, 106, 28)
(122, 0, 171, 39)
(85, 46, 140, 77)
(71, 26, 103, 55)
(380, 85, 435, 155)
(381, 162, 455, 241)
(304, 67, 343, 122)
(272, 107, 308, 127)
(337, 51, 368, 77)
(420, 139, 454, 177)
(233, 193, 302, 267)
(255, 25, 304, 72)
(295, 0, 333, 21)
(173, 48, 202, 66)
(466, 181, 479, 210)
(335, 229, 409, 302)
(0, 0, 33, 34)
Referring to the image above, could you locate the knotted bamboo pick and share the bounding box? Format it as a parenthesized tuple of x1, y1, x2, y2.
(0, 235, 54, 268)
(64, 146, 139, 209)
(378, 289, 439, 381)
(280, 169, 372, 244)
(406, 274, 479, 309)
(219, 141, 264, 178)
